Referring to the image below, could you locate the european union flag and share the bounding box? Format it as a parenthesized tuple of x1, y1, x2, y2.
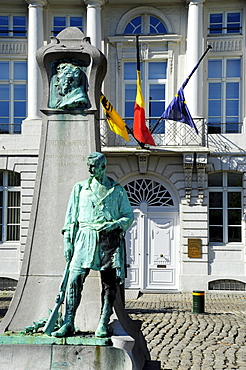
(161, 87, 198, 134)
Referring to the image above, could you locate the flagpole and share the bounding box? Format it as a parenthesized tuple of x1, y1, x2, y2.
(125, 124, 146, 148)
(150, 117, 162, 134)
(150, 44, 212, 134)
(182, 44, 212, 89)
(136, 35, 141, 71)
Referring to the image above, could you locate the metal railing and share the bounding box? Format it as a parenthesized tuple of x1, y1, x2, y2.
(0, 30, 27, 37)
(1, 120, 242, 142)
(100, 118, 207, 148)
(0, 124, 21, 135)
(208, 26, 242, 34)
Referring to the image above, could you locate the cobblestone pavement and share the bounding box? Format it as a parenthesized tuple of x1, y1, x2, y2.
(125, 293, 246, 370)
(1, 291, 246, 369)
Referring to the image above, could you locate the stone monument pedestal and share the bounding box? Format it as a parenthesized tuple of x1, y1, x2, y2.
(0, 343, 132, 370)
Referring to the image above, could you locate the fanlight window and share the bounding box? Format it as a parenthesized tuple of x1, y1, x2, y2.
(124, 15, 167, 34)
(124, 179, 174, 207)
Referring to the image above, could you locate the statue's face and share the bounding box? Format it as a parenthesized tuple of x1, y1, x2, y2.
(56, 64, 81, 96)
(87, 158, 106, 179)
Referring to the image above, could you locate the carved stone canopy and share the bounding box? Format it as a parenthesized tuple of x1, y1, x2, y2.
(36, 27, 107, 114)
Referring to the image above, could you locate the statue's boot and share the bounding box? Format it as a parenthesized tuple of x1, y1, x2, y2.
(51, 317, 75, 337)
(52, 269, 88, 337)
(95, 303, 113, 338)
(95, 279, 116, 338)
(51, 293, 77, 337)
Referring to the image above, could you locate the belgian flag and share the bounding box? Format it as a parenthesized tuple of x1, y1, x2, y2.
(133, 35, 155, 146)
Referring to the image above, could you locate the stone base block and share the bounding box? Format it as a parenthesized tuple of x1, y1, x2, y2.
(0, 344, 133, 370)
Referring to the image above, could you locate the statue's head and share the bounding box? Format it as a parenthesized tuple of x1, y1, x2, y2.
(87, 152, 106, 177)
(56, 63, 84, 96)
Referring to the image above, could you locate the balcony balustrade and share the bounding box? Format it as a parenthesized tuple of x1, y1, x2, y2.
(100, 118, 207, 148)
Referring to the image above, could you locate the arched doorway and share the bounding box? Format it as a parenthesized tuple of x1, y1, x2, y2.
(124, 177, 179, 290)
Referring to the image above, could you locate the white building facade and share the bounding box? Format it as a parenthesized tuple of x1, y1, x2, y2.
(0, 0, 246, 292)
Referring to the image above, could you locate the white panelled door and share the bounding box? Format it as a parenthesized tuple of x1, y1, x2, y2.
(124, 178, 179, 290)
(147, 212, 177, 289)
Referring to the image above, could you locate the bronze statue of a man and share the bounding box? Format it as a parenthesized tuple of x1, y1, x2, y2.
(52, 152, 134, 338)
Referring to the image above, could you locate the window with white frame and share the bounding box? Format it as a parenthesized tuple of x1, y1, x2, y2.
(124, 15, 167, 34)
(122, 15, 168, 133)
(124, 61, 167, 133)
(209, 12, 241, 34)
(0, 171, 21, 242)
(208, 171, 243, 243)
(0, 15, 27, 37)
(207, 58, 241, 133)
(52, 16, 83, 36)
(0, 60, 27, 134)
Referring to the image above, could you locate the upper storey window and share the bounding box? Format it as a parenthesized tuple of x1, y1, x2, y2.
(0, 61, 27, 134)
(207, 58, 241, 133)
(124, 15, 167, 34)
(209, 12, 241, 34)
(52, 16, 83, 36)
(0, 15, 27, 37)
(124, 61, 167, 132)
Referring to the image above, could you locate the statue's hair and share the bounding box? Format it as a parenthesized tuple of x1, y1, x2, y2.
(57, 63, 82, 74)
(87, 152, 106, 165)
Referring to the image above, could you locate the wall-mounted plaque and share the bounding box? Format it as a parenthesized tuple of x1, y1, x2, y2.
(188, 238, 202, 258)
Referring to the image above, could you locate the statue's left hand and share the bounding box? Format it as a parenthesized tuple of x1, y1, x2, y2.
(101, 221, 119, 233)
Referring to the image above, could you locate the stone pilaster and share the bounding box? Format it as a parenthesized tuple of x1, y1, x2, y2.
(84, 0, 104, 49)
(25, 0, 46, 120)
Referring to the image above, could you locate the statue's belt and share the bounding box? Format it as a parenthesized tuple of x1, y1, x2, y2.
(76, 224, 122, 236)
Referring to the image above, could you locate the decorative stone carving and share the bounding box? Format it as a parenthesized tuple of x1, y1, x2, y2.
(141, 43, 148, 60)
(116, 42, 123, 72)
(196, 153, 207, 203)
(0, 42, 27, 55)
(184, 168, 192, 204)
(137, 154, 149, 174)
(208, 39, 242, 52)
(168, 49, 173, 74)
(183, 153, 194, 204)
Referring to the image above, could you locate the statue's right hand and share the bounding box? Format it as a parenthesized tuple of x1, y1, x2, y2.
(64, 240, 74, 262)
(64, 250, 73, 262)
